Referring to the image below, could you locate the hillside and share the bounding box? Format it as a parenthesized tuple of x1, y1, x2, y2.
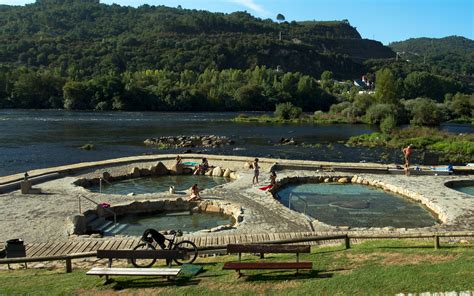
(389, 36, 474, 76)
(0, 0, 394, 79)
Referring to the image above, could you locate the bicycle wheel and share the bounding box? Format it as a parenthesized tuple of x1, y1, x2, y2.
(173, 240, 198, 265)
(131, 243, 156, 268)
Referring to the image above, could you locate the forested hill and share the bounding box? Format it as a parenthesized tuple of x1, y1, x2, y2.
(389, 36, 474, 76)
(0, 0, 393, 79)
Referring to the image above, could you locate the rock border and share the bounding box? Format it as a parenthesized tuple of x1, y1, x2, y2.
(66, 198, 243, 237)
(73, 161, 238, 190)
(269, 175, 445, 231)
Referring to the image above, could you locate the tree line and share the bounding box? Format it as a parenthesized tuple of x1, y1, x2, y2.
(0, 66, 335, 111)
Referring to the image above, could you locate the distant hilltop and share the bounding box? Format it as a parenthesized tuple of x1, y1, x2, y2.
(389, 36, 474, 75)
(0, 0, 394, 79)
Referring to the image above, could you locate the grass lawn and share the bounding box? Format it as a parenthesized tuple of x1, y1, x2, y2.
(0, 240, 473, 296)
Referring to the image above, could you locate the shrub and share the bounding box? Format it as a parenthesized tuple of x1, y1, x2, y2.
(274, 102, 302, 120)
(404, 98, 444, 126)
(380, 115, 396, 134)
(364, 103, 397, 125)
(329, 101, 351, 114)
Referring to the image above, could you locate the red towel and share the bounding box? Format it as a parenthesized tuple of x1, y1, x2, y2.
(258, 184, 273, 191)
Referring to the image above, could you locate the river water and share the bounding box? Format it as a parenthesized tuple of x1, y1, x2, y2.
(0, 110, 471, 177)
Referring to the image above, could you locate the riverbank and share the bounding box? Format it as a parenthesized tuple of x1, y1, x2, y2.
(347, 127, 474, 163)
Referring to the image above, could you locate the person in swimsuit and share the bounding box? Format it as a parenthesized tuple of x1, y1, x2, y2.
(252, 158, 260, 184)
(188, 184, 201, 201)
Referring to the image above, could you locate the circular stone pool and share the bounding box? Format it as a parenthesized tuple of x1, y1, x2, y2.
(446, 180, 474, 196)
(89, 175, 230, 195)
(103, 211, 233, 236)
(276, 183, 438, 228)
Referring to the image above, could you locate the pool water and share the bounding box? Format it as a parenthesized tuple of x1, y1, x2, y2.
(90, 175, 230, 195)
(451, 185, 474, 196)
(110, 211, 233, 236)
(276, 183, 438, 228)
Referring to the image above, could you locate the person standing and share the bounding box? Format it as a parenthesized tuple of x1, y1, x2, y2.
(402, 144, 413, 176)
(252, 158, 260, 184)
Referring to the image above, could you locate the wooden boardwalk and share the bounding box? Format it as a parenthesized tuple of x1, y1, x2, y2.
(2, 231, 472, 259)
(1, 232, 338, 258)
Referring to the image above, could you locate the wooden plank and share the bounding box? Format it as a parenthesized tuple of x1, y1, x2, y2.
(26, 243, 45, 257)
(70, 241, 88, 254)
(43, 242, 67, 257)
(223, 262, 312, 270)
(56, 241, 75, 256)
(110, 240, 125, 250)
(193, 237, 202, 248)
(210, 236, 218, 247)
(96, 249, 186, 260)
(84, 241, 99, 253)
(99, 240, 114, 250)
(77, 241, 95, 254)
(125, 239, 137, 250)
(65, 241, 84, 255)
(87, 267, 181, 276)
(227, 244, 310, 254)
(31, 242, 55, 257)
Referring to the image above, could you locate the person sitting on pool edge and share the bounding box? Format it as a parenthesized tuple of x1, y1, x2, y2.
(188, 184, 201, 201)
(194, 157, 209, 175)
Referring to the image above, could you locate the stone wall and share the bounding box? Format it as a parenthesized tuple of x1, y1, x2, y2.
(270, 174, 445, 228)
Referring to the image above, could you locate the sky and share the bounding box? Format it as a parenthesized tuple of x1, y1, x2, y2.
(0, 0, 472, 44)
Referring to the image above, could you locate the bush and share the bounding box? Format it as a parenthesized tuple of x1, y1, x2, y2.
(380, 115, 396, 134)
(364, 103, 397, 124)
(274, 102, 302, 120)
(329, 101, 351, 114)
(404, 98, 444, 126)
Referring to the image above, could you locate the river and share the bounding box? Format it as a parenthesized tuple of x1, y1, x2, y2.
(0, 110, 472, 177)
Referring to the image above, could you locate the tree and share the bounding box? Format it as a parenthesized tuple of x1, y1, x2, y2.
(375, 68, 399, 104)
(63, 81, 91, 110)
(404, 98, 444, 126)
(276, 13, 285, 41)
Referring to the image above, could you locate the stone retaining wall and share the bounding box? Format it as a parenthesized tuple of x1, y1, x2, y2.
(270, 174, 445, 229)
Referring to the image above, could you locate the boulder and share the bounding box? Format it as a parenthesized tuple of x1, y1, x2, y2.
(169, 163, 183, 175)
(139, 168, 151, 176)
(212, 167, 223, 177)
(229, 172, 238, 179)
(204, 169, 213, 176)
(243, 162, 252, 169)
(324, 178, 330, 183)
(204, 204, 221, 213)
(223, 168, 232, 178)
(102, 171, 112, 181)
(130, 167, 140, 178)
(65, 214, 87, 235)
(338, 177, 349, 183)
(154, 162, 169, 176)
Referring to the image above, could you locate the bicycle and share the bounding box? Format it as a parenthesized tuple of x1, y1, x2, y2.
(131, 229, 198, 268)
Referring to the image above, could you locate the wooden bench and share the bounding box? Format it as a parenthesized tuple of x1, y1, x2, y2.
(223, 244, 312, 276)
(87, 249, 186, 283)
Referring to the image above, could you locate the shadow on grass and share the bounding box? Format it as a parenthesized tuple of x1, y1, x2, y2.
(110, 277, 201, 290)
(240, 270, 332, 282)
(380, 245, 462, 250)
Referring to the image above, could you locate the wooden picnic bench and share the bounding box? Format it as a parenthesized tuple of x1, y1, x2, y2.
(223, 244, 312, 276)
(87, 249, 186, 283)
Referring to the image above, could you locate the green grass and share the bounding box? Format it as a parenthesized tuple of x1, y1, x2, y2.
(233, 113, 360, 124)
(347, 127, 474, 163)
(1, 240, 473, 296)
